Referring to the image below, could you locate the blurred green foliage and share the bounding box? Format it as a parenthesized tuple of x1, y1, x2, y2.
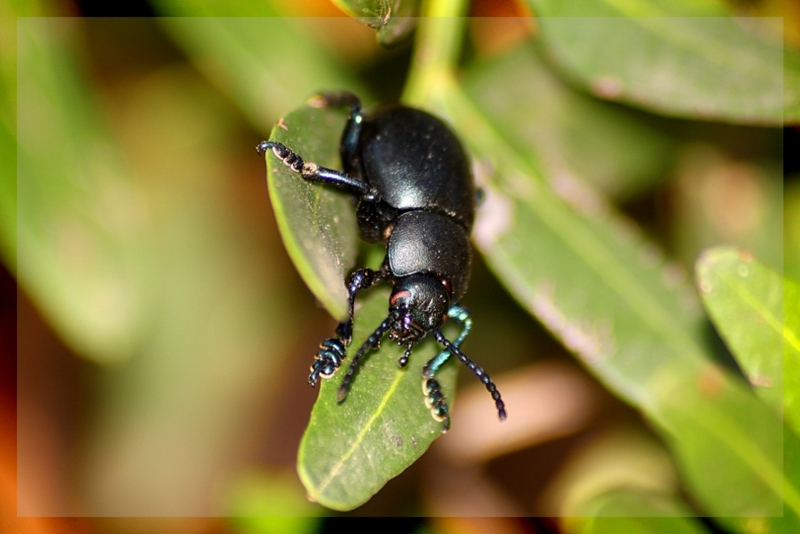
(4, 0, 796, 529)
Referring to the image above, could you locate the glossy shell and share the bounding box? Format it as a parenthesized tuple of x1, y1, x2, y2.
(359, 106, 475, 231)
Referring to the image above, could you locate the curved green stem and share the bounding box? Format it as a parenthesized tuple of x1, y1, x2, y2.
(402, 0, 469, 108)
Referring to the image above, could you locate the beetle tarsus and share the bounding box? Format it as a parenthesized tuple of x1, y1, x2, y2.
(423, 378, 451, 433)
(308, 338, 346, 387)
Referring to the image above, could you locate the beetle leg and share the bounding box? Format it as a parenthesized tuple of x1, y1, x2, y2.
(308, 338, 346, 387)
(336, 266, 387, 344)
(257, 141, 372, 196)
(308, 266, 387, 387)
(423, 304, 472, 378)
(423, 377, 451, 432)
(418, 305, 471, 432)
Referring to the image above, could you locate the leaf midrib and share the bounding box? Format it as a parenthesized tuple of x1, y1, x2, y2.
(306, 371, 405, 504)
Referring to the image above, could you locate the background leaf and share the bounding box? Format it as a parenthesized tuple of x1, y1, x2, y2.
(227, 471, 322, 534)
(416, 28, 788, 520)
(331, 0, 420, 46)
(464, 44, 674, 202)
(785, 277, 800, 434)
(331, 0, 392, 28)
(568, 489, 708, 533)
(17, 18, 151, 363)
(691, 247, 800, 534)
(526, 2, 789, 124)
(158, 17, 372, 131)
(694, 246, 782, 411)
(465, 173, 785, 520)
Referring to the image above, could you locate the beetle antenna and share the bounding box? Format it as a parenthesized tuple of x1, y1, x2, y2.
(337, 311, 400, 403)
(434, 329, 507, 422)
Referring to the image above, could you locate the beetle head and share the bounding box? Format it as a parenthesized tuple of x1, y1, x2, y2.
(388, 274, 450, 344)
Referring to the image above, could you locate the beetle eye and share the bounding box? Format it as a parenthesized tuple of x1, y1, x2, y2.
(390, 289, 411, 308)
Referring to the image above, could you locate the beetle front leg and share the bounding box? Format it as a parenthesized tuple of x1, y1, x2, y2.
(336, 265, 388, 345)
(308, 265, 387, 387)
(257, 141, 372, 196)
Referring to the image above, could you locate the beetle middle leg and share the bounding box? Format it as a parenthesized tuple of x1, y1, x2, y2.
(337, 262, 389, 342)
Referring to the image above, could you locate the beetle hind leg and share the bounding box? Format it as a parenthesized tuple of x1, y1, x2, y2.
(423, 377, 451, 433)
(417, 305, 472, 432)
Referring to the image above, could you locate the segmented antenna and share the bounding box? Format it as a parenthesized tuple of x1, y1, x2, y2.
(434, 329, 507, 421)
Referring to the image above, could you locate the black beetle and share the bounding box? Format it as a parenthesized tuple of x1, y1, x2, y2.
(257, 91, 506, 432)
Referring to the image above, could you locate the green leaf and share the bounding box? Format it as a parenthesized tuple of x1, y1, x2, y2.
(264, 103, 360, 320)
(778, 428, 800, 533)
(786, 48, 800, 124)
(297, 289, 459, 511)
(650, 365, 787, 523)
(526, 2, 788, 124)
(331, 0, 392, 28)
(227, 471, 323, 534)
(331, 0, 420, 46)
(0, 114, 14, 269)
(463, 169, 788, 523)
(785, 277, 800, 434)
(567, 489, 709, 534)
(786, 182, 800, 282)
(158, 17, 368, 133)
(150, 0, 280, 15)
(425, 59, 789, 520)
(694, 246, 782, 412)
(0, 0, 33, 269)
(691, 246, 800, 534)
(16, 19, 151, 363)
(464, 44, 674, 201)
